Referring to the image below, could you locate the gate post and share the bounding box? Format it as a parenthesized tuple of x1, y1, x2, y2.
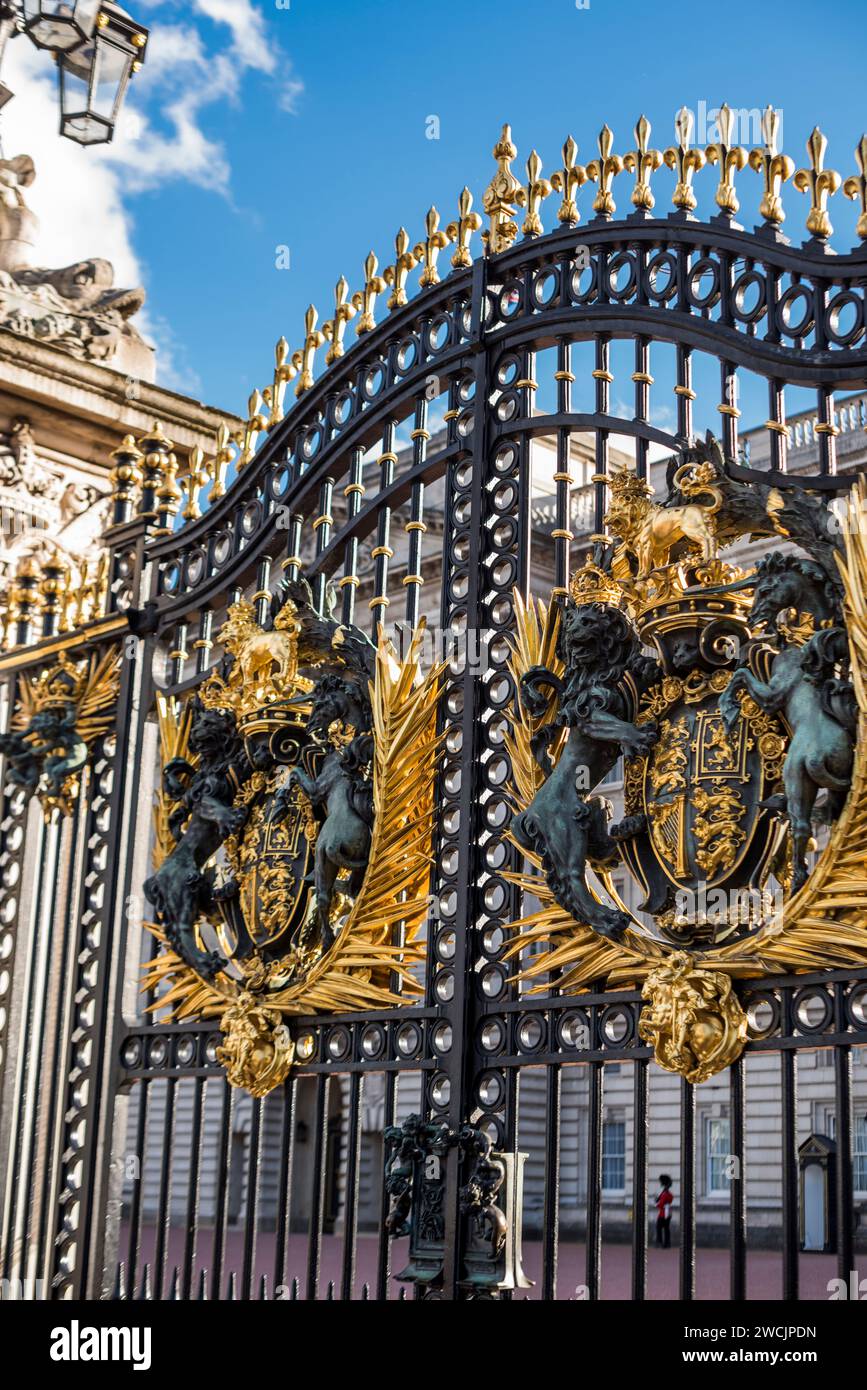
(437, 252, 532, 1298)
(46, 518, 151, 1299)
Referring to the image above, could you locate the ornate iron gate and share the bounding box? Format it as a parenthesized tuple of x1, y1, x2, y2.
(3, 110, 867, 1301)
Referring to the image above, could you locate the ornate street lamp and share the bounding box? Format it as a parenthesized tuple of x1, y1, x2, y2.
(0, 1, 148, 143)
(58, 4, 148, 145)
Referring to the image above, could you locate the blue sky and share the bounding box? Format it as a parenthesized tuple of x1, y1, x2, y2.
(7, 0, 867, 419)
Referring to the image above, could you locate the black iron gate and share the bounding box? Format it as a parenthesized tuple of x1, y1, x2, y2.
(3, 112, 867, 1301)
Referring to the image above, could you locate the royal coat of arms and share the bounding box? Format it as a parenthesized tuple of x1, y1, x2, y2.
(143, 580, 442, 1096)
(507, 434, 867, 1082)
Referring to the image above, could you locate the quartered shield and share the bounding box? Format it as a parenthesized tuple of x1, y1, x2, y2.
(619, 663, 788, 913)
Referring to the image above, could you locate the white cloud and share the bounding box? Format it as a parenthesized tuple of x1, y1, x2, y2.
(0, 3, 303, 387)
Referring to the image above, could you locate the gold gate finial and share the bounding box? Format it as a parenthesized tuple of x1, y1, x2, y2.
(705, 103, 747, 214)
(266, 336, 298, 426)
(446, 187, 483, 268)
(748, 106, 793, 226)
(209, 422, 235, 502)
(384, 228, 419, 309)
(516, 150, 552, 237)
(323, 276, 357, 363)
(843, 135, 867, 239)
(623, 115, 662, 211)
(482, 123, 522, 255)
(550, 136, 586, 225)
(585, 124, 624, 217)
(295, 304, 325, 397)
(180, 446, 208, 521)
(664, 106, 706, 211)
(352, 251, 387, 333)
(794, 127, 841, 238)
(413, 207, 450, 286)
(238, 390, 268, 470)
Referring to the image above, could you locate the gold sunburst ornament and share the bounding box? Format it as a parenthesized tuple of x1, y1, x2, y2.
(142, 588, 443, 1095)
(505, 448, 867, 1082)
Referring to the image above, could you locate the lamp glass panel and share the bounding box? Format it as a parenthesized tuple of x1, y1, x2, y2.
(89, 36, 132, 121)
(23, 1, 100, 51)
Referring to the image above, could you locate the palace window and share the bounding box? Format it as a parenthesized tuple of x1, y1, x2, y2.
(855, 1116, 867, 1195)
(601, 1118, 626, 1193)
(704, 1115, 731, 1196)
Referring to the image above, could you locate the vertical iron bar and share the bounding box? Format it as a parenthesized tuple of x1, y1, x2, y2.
(592, 336, 611, 534)
(835, 1032, 854, 1284)
(403, 394, 429, 629)
(152, 1077, 177, 1299)
(310, 479, 334, 613)
(370, 421, 397, 630)
(767, 379, 788, 472)
(181, 1077, 206, 1300)
(306, 1075, 329, 1301)
(730, 1056, 747, 1302)
(375, 1071, 398, 1301)
(340, 446, 365, 626)
(633, 335, 651, 480)
(817, 386, 837, 475)
(281, 513, 304, 585)
(585, 1054, 603, 1300)
(241, 1097, 263, 1299)
(631, 1057, 648, 1301)
(273, 1076, 297, 1297)
(675, 346, 694, 440)
(541, 1064, 561, 1301)
(126, 1079, 150, 1298)
(340, 1072, 364, 1301)
(679, 1078, 696, 1301)
(780, 1043, 799, 1301)
(553, 339, 574, 598)
(210, 1082, 234, 1300)
(719, 359, 739, 459)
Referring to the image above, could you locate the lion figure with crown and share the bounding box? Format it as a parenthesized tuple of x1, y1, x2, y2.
(511, 558, 662, 941)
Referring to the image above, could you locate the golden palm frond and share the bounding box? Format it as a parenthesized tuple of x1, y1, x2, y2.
(503, 590, 564, 809)
(75, 648, 122, 742)
(716, 476, 867, 975)
(266, 622, 444, 1013)
(151, 693, 194, 873)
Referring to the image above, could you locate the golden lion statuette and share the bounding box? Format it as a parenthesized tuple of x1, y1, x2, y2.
(637, 953, 748, 1085)
(215, 991, 296, 1099)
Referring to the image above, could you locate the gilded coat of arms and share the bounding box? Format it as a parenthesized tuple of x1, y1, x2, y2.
(507, 434, 867, 1081)
(143, 580, 442, 1096)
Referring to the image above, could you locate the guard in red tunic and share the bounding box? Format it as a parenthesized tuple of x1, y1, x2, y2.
(655, 1173, 673, 1248)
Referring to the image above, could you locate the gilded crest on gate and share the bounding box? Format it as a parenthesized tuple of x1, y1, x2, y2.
(142, 581, 442, 1096)
(0, 648, 120, 819)
(506, 433, 867, 1081)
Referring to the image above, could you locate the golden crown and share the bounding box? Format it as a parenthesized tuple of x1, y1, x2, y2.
(568, 558, 624, 607)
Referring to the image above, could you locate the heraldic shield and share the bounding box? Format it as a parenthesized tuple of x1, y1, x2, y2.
(142, 579, 443, 1097)
(506, 433, 867, 1084)
(617, 596, 787, 932)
